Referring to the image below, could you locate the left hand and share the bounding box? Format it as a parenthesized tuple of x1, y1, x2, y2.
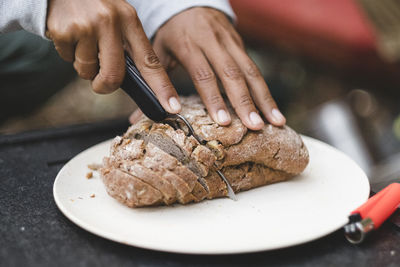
(143, 7, 286, 130)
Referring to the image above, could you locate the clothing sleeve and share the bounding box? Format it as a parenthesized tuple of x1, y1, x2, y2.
(0, 0, 48, 37)
(0, 0, 234, 39)
(127, 0, 235, 39)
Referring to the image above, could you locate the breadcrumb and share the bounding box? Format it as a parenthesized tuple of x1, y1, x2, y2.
(87, 163, 102, 171)
(86, 172, 93, 179)
(90, 194, 95, 198)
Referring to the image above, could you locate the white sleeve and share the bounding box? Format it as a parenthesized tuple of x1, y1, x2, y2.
(0, 0, 234, 39)
(0, 0, 48, 37)
(127, 0, 235, 39)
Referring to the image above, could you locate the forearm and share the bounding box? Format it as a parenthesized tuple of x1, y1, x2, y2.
(0, 0, 47, 36)
(127, 0, 235, 39)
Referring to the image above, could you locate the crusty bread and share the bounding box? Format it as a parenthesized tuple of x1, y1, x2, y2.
(101, 96, 309, 207)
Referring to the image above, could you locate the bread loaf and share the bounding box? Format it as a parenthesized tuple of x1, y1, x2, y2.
(101, 96, 309, 207)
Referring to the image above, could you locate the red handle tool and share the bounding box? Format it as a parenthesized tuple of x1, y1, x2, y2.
(344, 183, 400, 244)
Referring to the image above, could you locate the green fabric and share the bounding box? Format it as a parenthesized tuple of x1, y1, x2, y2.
(0, 31, 75, 122)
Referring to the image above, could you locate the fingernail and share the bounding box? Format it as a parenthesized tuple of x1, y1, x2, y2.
(249, 112, 264, 126)
(272, 108, 285, 123)
(217, 109, 231, 124)
(168, 97, 181, 113)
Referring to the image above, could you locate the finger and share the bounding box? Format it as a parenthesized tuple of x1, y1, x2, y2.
(129, 109, 143, 124)
(227, 42, 286, 126)
(73, 37, 99, 80)
(202, 42, 264, 130)
(171, 43, 231, 125)
(153, 38, 177, 72)
(53, 40, 75, 62)
(91, 24, 125, 94)
(121, 6, 181, 114)
(47, 30, 76, 62)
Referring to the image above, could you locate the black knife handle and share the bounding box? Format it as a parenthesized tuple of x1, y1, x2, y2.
(121, 55, 169, 122)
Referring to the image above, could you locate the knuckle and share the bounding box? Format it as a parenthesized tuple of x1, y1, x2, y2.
(237, 94, 253, 108)
(51, 22, 91, 42)
(76, 22, 95, 37)
(97, 7, 118, 24)
(206, 94, 223, 106)
(143, 51, 163, 70)
(176, 36, 193, 55)
(121, 5, 140, 30)
(64, 23, 81, 38)
(46, 23, 61, 38)
(192, 68, 215, 83)
(223, 65, 243, 80)
(51, 29, 73, 44)
(122, 4, 138, 19)
(245, 62, 261, 78)
(100, 71, 124, 89)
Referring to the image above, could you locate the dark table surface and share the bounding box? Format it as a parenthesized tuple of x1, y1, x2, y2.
(0, 119, 399, 267)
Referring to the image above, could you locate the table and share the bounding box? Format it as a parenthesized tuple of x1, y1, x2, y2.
(0, 120, 399, 267)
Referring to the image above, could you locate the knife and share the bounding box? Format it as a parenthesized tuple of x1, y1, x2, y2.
(121, 54, 237, 201)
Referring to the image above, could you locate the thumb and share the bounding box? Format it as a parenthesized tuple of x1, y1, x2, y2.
(129, 109, 144, 124)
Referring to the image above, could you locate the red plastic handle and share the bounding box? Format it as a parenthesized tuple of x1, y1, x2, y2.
(352, 183, 400, 228)
(351, 183, 392, 218)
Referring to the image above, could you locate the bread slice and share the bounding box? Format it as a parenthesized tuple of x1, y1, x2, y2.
(125, 121, 215, 180)
(101, 165, 163, 207)
(100, 96, 309, 208)
(104, 136, 209, 206)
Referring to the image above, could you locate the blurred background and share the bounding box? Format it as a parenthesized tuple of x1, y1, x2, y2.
(1, 0, 399, 187)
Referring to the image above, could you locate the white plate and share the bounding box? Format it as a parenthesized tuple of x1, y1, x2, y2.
(53, 136, 370, 254)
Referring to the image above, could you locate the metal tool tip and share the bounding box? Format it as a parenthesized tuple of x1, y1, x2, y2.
(226, 187, 238, 201)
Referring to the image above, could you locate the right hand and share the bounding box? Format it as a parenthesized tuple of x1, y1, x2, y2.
(46, 0, 182, 114)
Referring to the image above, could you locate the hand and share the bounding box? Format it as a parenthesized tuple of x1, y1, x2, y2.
(152, 7, 286, 130)
(46, 0, 182, 114)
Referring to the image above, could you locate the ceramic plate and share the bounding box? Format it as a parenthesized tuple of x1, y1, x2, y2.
(53, 136, 370, 254)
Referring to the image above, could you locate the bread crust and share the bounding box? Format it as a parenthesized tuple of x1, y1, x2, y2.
(100, 96, 309, 208)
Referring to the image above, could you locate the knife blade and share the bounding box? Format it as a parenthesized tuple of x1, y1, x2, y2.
(121, 54, 237, 201)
